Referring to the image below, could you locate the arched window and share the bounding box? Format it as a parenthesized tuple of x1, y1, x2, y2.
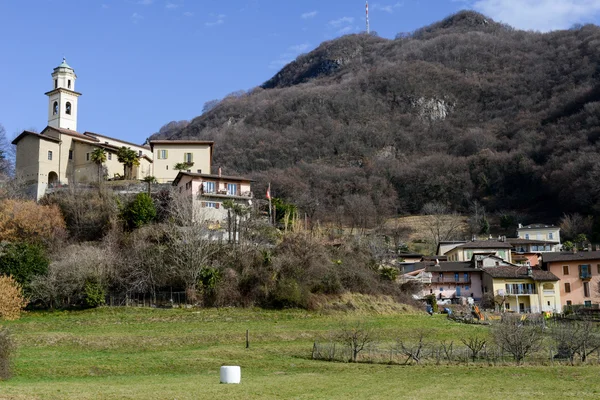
(53, 101, 58, 115)
(66, 102, 71, 115)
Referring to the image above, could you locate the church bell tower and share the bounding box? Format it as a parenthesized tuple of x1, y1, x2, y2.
(45, 58, 81, 131)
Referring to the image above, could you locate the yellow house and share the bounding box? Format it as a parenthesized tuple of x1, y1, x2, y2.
(482, 263, 561, 313)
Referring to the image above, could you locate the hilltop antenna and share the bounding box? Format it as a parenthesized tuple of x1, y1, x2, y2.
(366, 1, 370, 34)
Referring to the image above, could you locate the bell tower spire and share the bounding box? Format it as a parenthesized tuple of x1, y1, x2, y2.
(45, 58, 81, 131)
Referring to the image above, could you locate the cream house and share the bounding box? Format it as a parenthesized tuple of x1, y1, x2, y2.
(517, 224, 561, 252)
(149, 140, 213, 183)
(444, 240, 513, 263)
(13, 59, 217, 199)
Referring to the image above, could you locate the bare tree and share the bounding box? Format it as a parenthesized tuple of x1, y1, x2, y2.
(421, 202, 465, 253)
(461, 333, 487, 362)
(397, 331, 429, 365)
(336, 322, 376, 363)
(164, 190, 220, 304)
(559, 213, 593, 241)
(551, 320, 600, 364)
(492, 315, 543, 364)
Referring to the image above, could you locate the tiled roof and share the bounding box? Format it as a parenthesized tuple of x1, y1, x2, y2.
(454, 240, 512, 249)
(172, 171, 253, 186)
(507, 238, 559, 245)
(11, 130, 60, 145)
(519, 224, 557, 230)
(419, 261, 475, 272)
(84, 131, 151, 150)
(43, 126, 98, 141)
(483, 265, 558, 281)
(542, 251, 600, 263)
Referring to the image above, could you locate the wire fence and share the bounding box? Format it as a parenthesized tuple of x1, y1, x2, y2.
(311, 340, 600, 366)
(105, 291, 190, 308)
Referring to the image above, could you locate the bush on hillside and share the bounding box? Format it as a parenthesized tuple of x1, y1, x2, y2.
(0, 199, 66, 245)
(121, 193, 157, 230)
(0, 243, 49, 288)
(0, 275, 28, 321)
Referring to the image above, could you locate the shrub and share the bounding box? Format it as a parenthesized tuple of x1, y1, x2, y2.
(0, 275, 28, 321)
(0, 243, 49, 288)
(0, 199, 66, 245)
(0, 327, 14, 380)
(122, 193, 156, 230)
(84, 280, 106, 308)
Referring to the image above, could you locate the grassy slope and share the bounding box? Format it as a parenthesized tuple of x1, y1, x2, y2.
(0, 307, 599, 399)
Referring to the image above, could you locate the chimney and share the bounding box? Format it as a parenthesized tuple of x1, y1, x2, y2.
(588, 245, 592, 252)
(435, 258, 440, 266)
(518, 223, 522, 229)
(218, 167, 222, 177)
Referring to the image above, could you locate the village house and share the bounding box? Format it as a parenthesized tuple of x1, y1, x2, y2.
(482, 256, 560, 313)
(542, 250, 600, 310)
(172, 170, 253, 223)
(444, 239, 513, 263)
(507, 238, 560, 267)
(517, 223, 561, 252)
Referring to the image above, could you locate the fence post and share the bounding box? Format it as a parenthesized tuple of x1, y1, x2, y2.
(246, 329, 249, 349)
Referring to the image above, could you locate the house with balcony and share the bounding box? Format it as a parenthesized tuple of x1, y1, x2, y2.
(506, 238, 560, 267)
(422, 260, 483, 303)
(172, 170, 253, 223)
(517, 223, 561, 252)
(482, 260, 560, 313)
(541, 250, 600, 311)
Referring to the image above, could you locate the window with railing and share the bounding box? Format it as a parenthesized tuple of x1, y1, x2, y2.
(505, 283, 537, 295)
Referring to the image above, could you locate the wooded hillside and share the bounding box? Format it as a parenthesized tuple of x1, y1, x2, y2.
(150, 11, 600, 227)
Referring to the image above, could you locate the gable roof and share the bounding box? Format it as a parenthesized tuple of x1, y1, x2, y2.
(519, 224, 558, 230)
(84, 131, 151, 150)
(542, 251, 600, 263)
(172, 171, 253, 186)
(42, 126, 98, 142)
(418, 261, 475, 273)
(483, 265, 558, 281)
(452, 240, 512, 250)
(149, 140, 214, 151)
(11, 130, 61, 145)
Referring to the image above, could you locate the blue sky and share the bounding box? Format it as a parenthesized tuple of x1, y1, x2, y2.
(2, 0, 600, 146)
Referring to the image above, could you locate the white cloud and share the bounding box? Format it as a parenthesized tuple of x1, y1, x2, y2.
(370, 2, 403, 13)
(183, 11, 194, 17)
(132, 12, 144, 23)
(269, 43, 312, 69)
(205, 14, 226, 27)
(166, 2, 179, 9)
(470, 0, 600, 32)
(288, 43, 310, 53)
(301, 10, 318, 19)
(329, 16, 354, 27)
(137, 0, 153, 5)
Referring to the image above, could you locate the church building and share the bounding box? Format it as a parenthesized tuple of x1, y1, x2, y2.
(13, 59, 217, 199)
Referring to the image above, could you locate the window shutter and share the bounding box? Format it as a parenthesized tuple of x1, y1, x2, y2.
(165, 150, 168, 159)
(237, 183, 241, 194)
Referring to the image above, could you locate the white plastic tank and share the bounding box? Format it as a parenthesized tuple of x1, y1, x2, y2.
(220, 366, 241, 384)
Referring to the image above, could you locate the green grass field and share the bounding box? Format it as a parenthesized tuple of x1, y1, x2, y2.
(1, 306, 600, 399)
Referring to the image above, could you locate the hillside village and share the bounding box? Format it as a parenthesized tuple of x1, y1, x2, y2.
(3, 7, 600, 398)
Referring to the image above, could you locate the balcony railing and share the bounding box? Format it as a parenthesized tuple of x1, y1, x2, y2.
(580, 273, 592, 280)
(434, 278, 471, 284)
